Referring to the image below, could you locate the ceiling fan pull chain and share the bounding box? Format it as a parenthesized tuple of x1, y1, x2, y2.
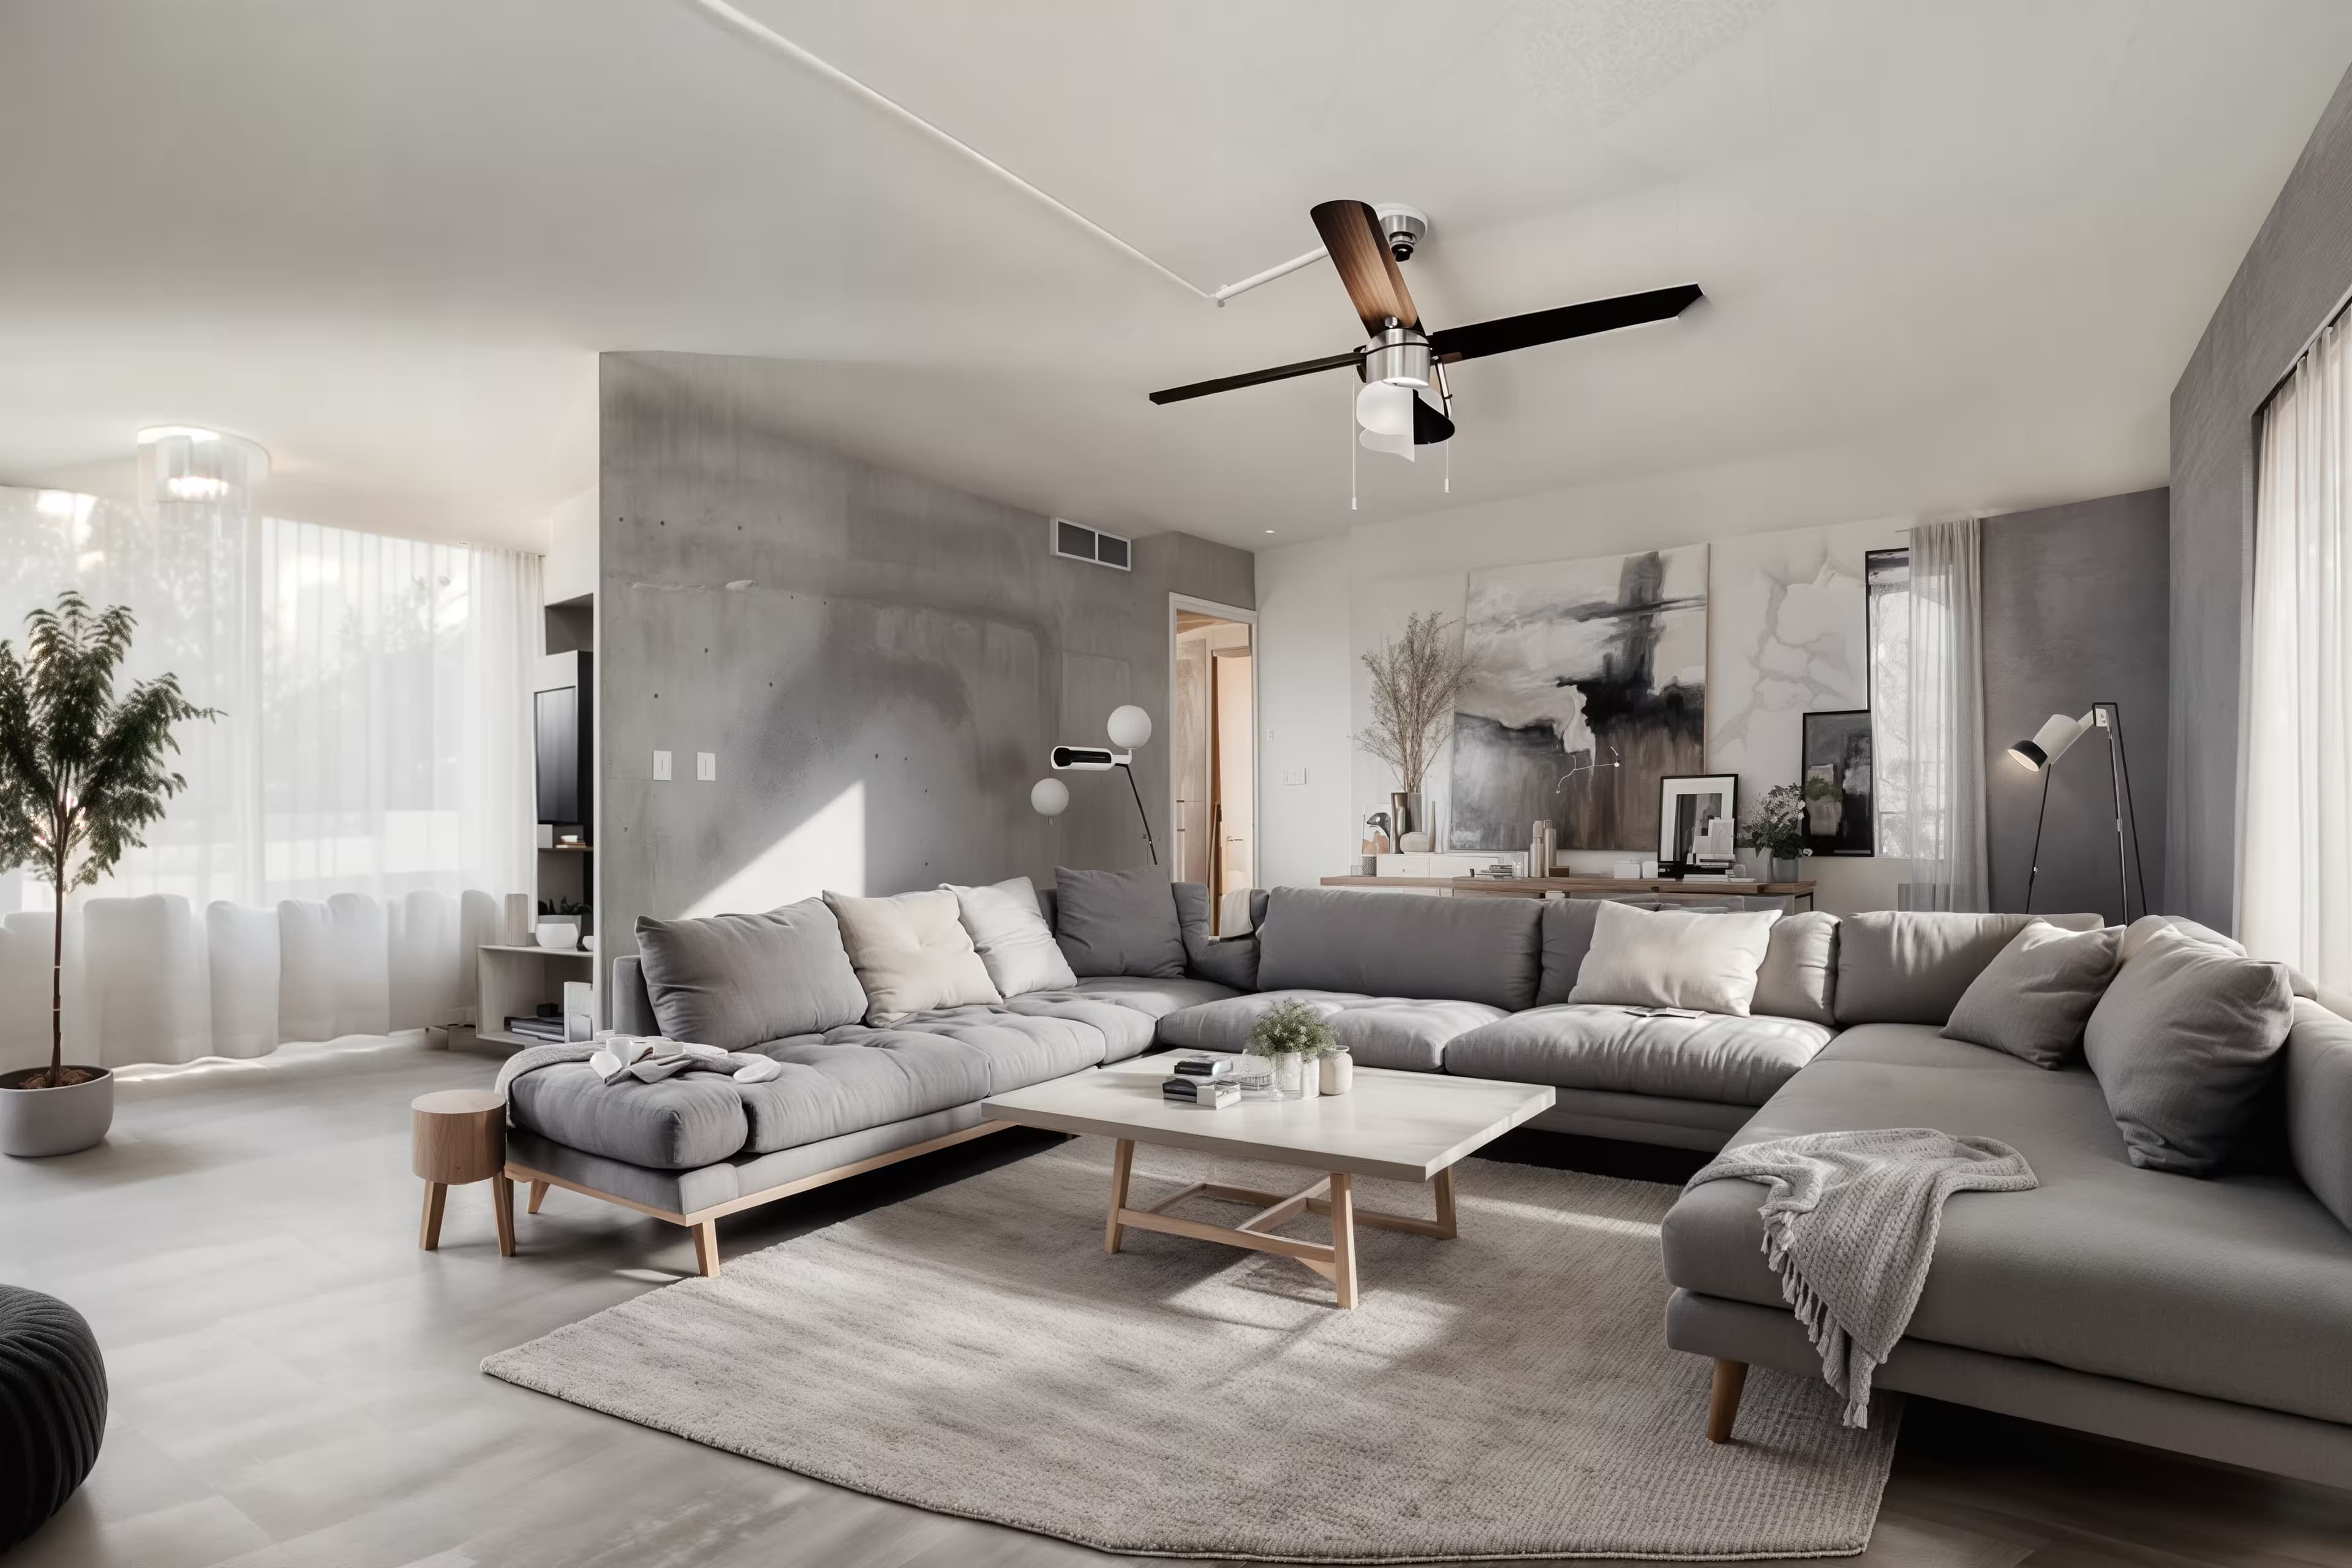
(1350, 394, 1359, 510)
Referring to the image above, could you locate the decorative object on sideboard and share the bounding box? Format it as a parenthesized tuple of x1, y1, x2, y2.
(1657, 773, 1739, 877)
(1040, 705, 1159, 864)
(1452, 547, 1708, 853)
(1801, 709, 1875, 856)
(2007, 703, 2147, 919)
(1738, 782, 1811, 883)
(1362, 809, 1392, 856)
(1245, 998, 1336, 1101)
(1354, 611, 1471, 850)
(503, 891, 535, 946)
(0, 594, 216, 1157)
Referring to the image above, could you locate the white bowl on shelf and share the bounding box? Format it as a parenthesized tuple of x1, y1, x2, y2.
(537, 921, 580, 951)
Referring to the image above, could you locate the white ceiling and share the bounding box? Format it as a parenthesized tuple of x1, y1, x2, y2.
(3, 1, 2350, 553)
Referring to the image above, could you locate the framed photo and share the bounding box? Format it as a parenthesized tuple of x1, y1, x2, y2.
(1657, 774, 1738, 869)
(1801, 709, 1874, 856)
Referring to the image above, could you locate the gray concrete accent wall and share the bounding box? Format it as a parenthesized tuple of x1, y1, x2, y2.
(1981, 490, 2169, 923)
(2169, 64, 2352, 932)
(595, 351, 1253, 969)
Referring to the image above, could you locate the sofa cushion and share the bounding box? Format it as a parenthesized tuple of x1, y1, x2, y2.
(732, 1031, 998, 1153)
(1568, 903, 1780, 1016)
(2286, 998, 2352, 1232)
(1833, 910, 2098, 1026)
(1155, 990, 1506, 1072)
(1752, 911, 1838, 1026)
(1943, 921, 2122, 1068)
(507, 1066, 752, 1170)
(1000, 993, 1159, 1063)
(1445, 1005, 1833, 1106)
(1024, 974, 1239, 1020)
(873, 1005, 1112, 1093)
(1534, 899, 1602, 1006)
(633, 900, 869, 1051)
(2084, 924, 2294, 1176)
(946, 876, 1075, 997)
(825, 889, 1002, 1024)
(1660, 1043, 2352, 1427)
(1172, 882, 1264, 990)
(1053, 867, 1187, 980)
(1256, 888, 1542, 1010)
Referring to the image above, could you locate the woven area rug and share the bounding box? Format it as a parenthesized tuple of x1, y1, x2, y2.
(484, 1137, 1900, 1562)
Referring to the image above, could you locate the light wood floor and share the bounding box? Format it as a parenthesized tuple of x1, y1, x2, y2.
(4, 1036, 2346, 1568)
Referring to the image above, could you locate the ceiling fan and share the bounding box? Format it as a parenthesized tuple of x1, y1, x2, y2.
(1149, 201, 1702, 463)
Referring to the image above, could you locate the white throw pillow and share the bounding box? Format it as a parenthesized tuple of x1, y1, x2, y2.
(1567, 901, 1781, 1017)
(823, 889, 1003, 1025)
(945, 876, 1076, 997)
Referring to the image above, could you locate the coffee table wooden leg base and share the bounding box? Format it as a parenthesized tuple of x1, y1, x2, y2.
(1104, 1165, 1459, 1308)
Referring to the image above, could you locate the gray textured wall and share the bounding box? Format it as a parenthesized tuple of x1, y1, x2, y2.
(2169, 64, 2352, 932)
(595, 351, 1254, 970)
(1981, 490, 2169, 923)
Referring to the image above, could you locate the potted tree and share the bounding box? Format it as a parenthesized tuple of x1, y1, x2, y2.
(0, 594, 213, 1157)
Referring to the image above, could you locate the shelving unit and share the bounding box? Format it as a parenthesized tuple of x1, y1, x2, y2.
(477, 944, 595, 1049)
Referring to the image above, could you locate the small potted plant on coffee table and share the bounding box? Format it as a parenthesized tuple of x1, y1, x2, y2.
(0, 594, 214, 1157)
(1245, 998, 1337, 1101)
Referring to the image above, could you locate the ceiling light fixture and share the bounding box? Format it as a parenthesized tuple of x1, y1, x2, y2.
(136, 425, 270, 516)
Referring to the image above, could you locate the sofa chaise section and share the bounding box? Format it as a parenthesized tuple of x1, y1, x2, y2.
(1660, 959, 2352, 1488)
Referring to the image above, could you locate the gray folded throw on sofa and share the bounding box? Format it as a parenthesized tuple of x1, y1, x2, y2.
(492, 1040, 777, 1098)
(1687, 1128, 2038, 1427)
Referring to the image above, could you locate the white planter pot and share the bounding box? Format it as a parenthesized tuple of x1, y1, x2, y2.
(536, 921, 580, 951)
(0, 1068, 115, 1158)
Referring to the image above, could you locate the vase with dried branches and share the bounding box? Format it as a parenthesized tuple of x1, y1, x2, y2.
(1354, 611, 1471, 844)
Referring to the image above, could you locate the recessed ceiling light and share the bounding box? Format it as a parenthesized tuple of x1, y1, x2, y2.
(1265, 529, 1275, 534)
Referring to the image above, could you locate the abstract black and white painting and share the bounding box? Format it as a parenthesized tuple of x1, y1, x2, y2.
(1446, 545, 1708, 851)
(1800, 708, 1874, 856)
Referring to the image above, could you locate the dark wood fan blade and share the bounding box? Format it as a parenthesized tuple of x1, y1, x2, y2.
(1310, 200, 1419, 333)
(1147, 349, 1365, 405)
(1429, 284, 1702, 364)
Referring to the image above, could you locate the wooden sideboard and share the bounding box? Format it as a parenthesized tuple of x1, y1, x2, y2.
(1318, 874, 1817, 913)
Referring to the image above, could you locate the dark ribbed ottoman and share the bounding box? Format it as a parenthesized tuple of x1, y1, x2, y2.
(0, 1286, 106, 1550)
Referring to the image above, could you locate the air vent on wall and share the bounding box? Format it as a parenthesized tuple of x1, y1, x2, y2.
(1051, 518, 1131, 571)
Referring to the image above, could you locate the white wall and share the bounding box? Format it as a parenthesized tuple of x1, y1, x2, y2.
(1255, 433, 2072, 916)
(543, 486, 598, 605)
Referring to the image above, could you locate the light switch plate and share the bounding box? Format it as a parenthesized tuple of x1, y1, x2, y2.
(1283, 767, 1307, 785)
(652, 750, 672, 781)
(696, 751, 716, 782)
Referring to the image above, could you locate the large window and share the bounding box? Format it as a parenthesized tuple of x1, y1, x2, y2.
(0, 489, 540, 912)
(1866, 547, 1912, 857)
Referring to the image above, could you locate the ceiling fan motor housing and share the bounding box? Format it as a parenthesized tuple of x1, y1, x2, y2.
(1360, 323, 1432, 388)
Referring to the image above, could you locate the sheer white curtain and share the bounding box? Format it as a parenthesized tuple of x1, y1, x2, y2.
(1902, 517, 1989, 911)
(2242, 312, 2352, 984)
(0, 486, 540, 1068)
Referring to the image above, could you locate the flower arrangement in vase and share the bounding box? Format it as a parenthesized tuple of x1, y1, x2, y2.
(1244, 998, 1337, 1101)
(1736, 782, 1812, 882)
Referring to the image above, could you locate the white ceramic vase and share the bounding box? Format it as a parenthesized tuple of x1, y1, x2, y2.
(537, 920, 580, 951)
(1319, 1049, 1355, 1096)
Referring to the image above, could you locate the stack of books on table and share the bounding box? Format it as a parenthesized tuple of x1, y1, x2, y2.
(1162, 1054, 1241, 1109)
(504, 1014, 568, 1044)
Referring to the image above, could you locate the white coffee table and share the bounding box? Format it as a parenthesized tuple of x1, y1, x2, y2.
(980, 1053, 1555, 1308)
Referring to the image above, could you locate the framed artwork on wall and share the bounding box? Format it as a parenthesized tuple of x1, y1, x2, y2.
(1657, 773, 1738, 869)
(1801, 708, 1875, 856)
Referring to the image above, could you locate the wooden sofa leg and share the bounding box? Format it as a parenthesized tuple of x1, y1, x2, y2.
(527, 1180, 549, 1215)
(1707, 1359, 1749, 1443)
(690, 1219, 721, 1279)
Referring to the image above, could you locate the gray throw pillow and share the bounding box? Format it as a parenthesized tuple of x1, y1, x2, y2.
(1052, 866, 1186, 979)
(1171, 883, 1264, 990)
(1752, 911, 1839, 1027)
(1943, 920, 2122, 1068)
(1534, 899, 1602, 1006)
(2082, 925, 2294, 1175)
(634, 899, 869, 1050)
(1833, 910, 2094, 1025)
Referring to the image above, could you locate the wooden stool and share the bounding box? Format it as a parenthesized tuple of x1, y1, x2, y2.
(412, 1089, 513, 1256)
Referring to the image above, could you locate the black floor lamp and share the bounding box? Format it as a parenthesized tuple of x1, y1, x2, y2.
(2005, 701, 2147, 919)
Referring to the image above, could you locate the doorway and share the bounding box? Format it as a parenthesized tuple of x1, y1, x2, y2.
(1170, 598, 1256, 932)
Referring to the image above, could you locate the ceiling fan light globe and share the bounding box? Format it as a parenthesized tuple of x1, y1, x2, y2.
(1355, 380, 1415, 436)
(1359, 426, 1415, 461)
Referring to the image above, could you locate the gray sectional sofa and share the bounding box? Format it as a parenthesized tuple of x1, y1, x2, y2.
(501, 882, 2352, 1490)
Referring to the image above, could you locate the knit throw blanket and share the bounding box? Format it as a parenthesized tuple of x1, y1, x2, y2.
(1686, 1128, 2037, 1428)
